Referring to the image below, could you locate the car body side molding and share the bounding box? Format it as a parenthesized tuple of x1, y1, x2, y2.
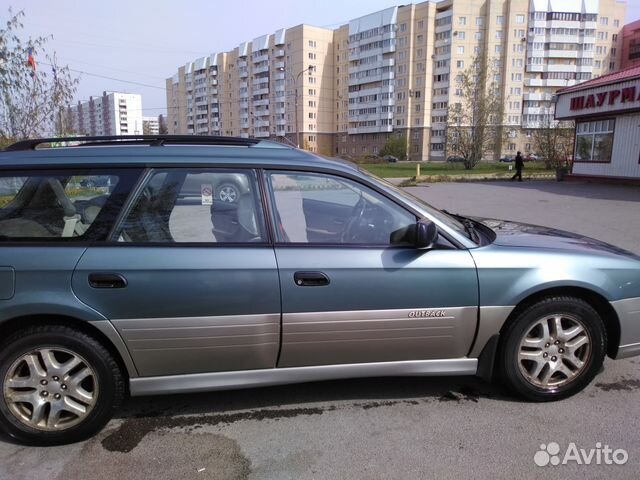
(129, 358, 478, 396)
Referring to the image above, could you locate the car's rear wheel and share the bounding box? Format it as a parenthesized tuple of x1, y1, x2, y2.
(499, 296, 606, 401)
(0, 325, 124, 445)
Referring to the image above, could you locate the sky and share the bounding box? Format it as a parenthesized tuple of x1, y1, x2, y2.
(6, 0, 640, 118)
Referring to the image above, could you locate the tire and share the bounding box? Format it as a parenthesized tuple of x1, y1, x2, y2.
(0, 325, 125, 445)
(217, 183, 240, 203)
(498, 296, 606, 402)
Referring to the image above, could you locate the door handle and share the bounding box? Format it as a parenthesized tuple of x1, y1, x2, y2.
(294, 271, 330, 287)
(88, 273, 128, 289)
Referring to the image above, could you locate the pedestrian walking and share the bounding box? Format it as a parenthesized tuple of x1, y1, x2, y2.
(512, 151, 524, 182)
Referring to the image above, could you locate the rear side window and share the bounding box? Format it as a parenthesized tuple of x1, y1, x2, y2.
(114, 169, 266, 243)
(0, 170, 139, 241)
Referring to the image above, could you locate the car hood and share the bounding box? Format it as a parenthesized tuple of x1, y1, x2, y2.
(475, 217, 640, 259)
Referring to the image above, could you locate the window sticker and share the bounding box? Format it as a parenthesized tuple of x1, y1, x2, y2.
(201, 184, 213, 205)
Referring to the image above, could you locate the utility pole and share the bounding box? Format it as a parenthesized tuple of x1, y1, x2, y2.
(278, 65, 314, 148)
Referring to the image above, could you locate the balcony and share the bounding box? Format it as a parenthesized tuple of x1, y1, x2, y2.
(274, 49, 285, 57)
(253, 98, 269, 106)
(348, 124, 393, 134)
(275, 106, 285, 114)
(252, 77, 268, 86)
(274, 61, 285, 69)
(239, 70, 248, 78)
(238, 60, 247, 68)
(255, 130, 270, 138)
(209, 89, 218, 96)
(254, 87, 269, 95)
(252, 53, 269, 64)
(254, 119, 269, 128)
(253, 65, 269, 74)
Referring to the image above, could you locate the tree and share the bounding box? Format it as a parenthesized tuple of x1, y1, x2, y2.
(531, 109, 574, 170)
(0, 9, 78, 145)
(446, 56, 506, 169)
(380, 134, 407, 160)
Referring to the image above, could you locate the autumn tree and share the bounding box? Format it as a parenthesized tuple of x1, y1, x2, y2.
(0, 9, 78, 146)
(446, 56, 506, 169)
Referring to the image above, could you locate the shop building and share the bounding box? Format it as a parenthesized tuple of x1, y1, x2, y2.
(555, 63, 640, 181)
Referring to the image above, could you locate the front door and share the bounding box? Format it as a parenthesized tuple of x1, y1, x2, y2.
(265, 171, 478, 368)
(72, 168, 281, 377)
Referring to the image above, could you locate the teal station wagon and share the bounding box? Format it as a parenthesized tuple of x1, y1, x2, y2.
(0, 136, 639, 445)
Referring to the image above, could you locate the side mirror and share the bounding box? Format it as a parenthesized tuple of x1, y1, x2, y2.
(415, 219, 438, 249)
(390, 219, 438, 249)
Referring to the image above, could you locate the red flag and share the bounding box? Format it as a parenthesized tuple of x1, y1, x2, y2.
(27, 47, 36, 77)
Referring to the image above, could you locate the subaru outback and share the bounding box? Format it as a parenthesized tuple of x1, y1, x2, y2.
(0, 135, 639, 445)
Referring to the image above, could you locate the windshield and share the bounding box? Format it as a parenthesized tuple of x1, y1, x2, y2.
(357, 167, 472, 241)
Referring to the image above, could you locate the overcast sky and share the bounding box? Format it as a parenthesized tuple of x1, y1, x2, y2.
(6, 0, 640, 117)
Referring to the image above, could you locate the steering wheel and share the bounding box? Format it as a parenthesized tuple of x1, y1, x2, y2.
(341, 197, 368, 243)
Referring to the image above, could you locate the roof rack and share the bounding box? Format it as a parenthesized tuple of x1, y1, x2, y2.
(4, 135, 262, 152)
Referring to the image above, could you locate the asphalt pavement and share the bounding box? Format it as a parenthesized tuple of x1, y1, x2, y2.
(1, 180, 639, 480)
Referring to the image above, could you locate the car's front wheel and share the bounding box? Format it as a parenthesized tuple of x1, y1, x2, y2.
(0, 325, 124, 445)
(499, 296, 606, 401)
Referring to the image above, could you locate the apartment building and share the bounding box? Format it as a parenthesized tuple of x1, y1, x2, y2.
(69, 92, 143, 136)
(142, 116, 160, 135)
(622, 19, 640, 68)
(166, 25, 335, 154)
(167, 0, 626, 160)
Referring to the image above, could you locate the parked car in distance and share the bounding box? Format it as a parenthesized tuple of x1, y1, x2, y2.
(524, 153, 538, 162)
(179, 172, 249, 203)
(1, 135, 639, 446)
(446, 155, 465, 163)
(383, 155, 398, 163)
(499, 155, 514, 162)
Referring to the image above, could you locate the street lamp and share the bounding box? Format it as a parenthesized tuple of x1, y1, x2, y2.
(277, 65, 315, 148)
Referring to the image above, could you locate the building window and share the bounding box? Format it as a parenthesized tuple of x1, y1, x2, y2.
(459, 16, 466, 25)
(516, 14, 525, 24)
(613, 19, 620, 27)
(476, 17, 484, 26)
(575, 119, 615, 163)
(497, 16, 504, 25)
(400, 23, 407, 32)
(458, 31, 466, 40)
(475, 31, 483, 40)
(457, 46, 465, 54)
(600, 17, 608, 25)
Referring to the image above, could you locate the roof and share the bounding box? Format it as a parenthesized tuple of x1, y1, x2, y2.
(557, 64, 640, 95)
(0, 137, 358, 174)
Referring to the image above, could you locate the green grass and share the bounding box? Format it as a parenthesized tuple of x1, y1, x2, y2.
(360, 161, 549, 178)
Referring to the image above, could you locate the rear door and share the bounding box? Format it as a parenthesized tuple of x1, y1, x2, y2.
(0, 168, 141, 322)
(72, 168, 281, 377)
(265, 170, 479, 368)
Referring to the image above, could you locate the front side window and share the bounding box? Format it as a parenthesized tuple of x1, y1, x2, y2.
(116, 169, 265, 243)
(575, 119, 615, 162)
(0, 170, 134, 240)
(267, 171, 415, 245)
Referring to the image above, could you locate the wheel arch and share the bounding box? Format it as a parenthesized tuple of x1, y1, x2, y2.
(477, 285, 620, 382)
(0, 314, 137, 386)
(500, 286, 620, 359)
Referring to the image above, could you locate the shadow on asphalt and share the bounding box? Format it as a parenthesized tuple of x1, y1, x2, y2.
(478, 180, 640, 202)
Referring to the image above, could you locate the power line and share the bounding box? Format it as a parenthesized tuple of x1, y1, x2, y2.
(40, 61, 167, 90)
